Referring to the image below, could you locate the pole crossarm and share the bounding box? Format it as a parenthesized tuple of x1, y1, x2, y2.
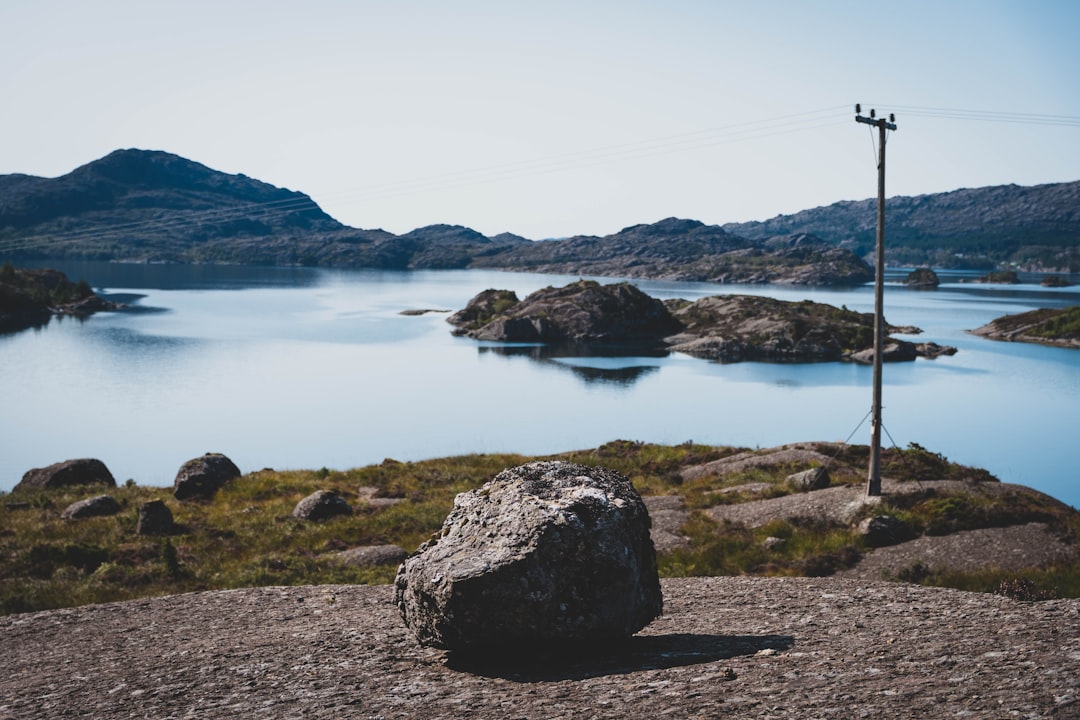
(855, 115, 897, 131)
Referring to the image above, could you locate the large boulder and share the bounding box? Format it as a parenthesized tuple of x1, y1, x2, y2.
(787, 466, 831, 491)
(293, 490, 352, 521)
(136, 500, 175, 535)
(858, 515, 911, 547)
(15, 458, 116, 492)
(395, 461, 662, 652)
(61, 494, 121, 519)
(173, 453, 241, 501)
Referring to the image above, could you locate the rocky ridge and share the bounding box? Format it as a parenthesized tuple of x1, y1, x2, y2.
(970, 306, 1080, 349)
(11, 149, 1076, 280)
(724, 179, 1080, 272)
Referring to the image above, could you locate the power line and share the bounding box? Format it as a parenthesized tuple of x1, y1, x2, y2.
(865, 105, 1080, 127)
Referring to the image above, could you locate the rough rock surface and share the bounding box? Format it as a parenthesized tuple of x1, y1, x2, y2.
(643, 495, 690, 553)
(1, 578, 1077, 719)
(136, 500, 174, 535)
(395, 461, 662, 651)
(839, 522, 1078, 581)
(14, 458, 116, 492)
(681, 444, 839, 483)
(336, 544, 409, 567)
(448, 279, 680, 344)
(59, 494, 121, 520)
(292, 490, 353, 521)
(172, 453, 241, 501)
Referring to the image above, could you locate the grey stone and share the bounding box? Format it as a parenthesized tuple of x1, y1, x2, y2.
(858, 515, 910, 547)
(395, 460, 662, 651)
(293, 490, 352, 521)
(787, 466, 831, 491)
(15, 458, 116, 492)
(762, 536, 787, 551)
(173, 453, 241, 501)
(61, 495, 121, 519)
(337, 545, 408, 567)
(136, 500, 174, 535)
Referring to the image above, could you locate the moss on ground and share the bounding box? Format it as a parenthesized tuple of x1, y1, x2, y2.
(2, 442, 1076, 614)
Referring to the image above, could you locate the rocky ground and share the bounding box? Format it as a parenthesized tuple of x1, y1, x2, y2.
(1, 578, 1077, 719)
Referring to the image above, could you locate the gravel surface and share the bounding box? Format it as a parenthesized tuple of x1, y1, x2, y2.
(2, 578, 1077, 719)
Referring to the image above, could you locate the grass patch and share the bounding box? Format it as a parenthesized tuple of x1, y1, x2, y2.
(2, 441, 1077, 614)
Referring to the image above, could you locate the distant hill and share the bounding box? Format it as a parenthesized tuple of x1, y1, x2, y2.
(1, 149, 1075, 277)
(724, 181, 1080, 272)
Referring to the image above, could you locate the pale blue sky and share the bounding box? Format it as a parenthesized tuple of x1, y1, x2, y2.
(2, 0, 1077, 238)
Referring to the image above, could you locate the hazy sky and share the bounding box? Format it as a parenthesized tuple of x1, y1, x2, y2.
(2, 0, 1078, 239)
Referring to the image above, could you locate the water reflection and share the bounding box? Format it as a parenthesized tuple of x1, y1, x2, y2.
(478, 343, 666, 386)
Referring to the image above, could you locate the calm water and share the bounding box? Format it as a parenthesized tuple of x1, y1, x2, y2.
(3, 262, 1079, 508)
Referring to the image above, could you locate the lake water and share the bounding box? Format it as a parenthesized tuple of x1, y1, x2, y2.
(3, 262, 1079, 509)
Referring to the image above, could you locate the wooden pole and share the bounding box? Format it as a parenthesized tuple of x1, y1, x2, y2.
(855, 107, 896, 497)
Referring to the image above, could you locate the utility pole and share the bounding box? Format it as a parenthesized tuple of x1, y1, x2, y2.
(855, 104, 897, 497)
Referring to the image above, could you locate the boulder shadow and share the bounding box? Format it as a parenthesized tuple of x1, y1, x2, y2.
(445, 632, 795, 682)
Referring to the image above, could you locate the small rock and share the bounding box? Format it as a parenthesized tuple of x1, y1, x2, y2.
(786, 466, 830, 491)
(395, 460, 662, 652)
(859, 515, 910, 547)
(136, 500, 175, 535)
(173, 453, 241, 501)
(15, 458, 116, 492)
(293, 490, 352, 521)
(762, 536, 787, 551)
(61, 495, 121, 519)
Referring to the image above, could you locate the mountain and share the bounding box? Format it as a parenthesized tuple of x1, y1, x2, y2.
(723, 181, 1080, 271)
(0, 149, 349, 261)
(1, 148, 1074, 277)
(469, 220, 873, 285)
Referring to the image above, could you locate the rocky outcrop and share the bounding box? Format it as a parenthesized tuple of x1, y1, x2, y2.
(0, 266, 121, 333)
(173, 453, 241, 501)
(15, 458, 116, 492)
(970, 306, 1080, 349)
(136, 500, 175, 535)
(60, 494, 121, 519)
(292, 490, 353, 521)
(336, 545, 408, 567)
(904, 267, 939, 288)
(451, 283, 956, 363)
(786, 466, 830, 491)
(448, 280, 681, 344)
(666, 295, 881, 362)
(395, 461, 662, 651)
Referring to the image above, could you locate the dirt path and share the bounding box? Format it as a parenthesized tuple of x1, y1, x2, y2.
(1, 578, 1077, 719)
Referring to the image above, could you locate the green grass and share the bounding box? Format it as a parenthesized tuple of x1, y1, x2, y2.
(2, 442, 1077, 615)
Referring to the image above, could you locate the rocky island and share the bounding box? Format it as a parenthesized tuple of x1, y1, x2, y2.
(0, 264, 118, 333)
(449, 279, 957, 362)
(971, 305, 1080, 349)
